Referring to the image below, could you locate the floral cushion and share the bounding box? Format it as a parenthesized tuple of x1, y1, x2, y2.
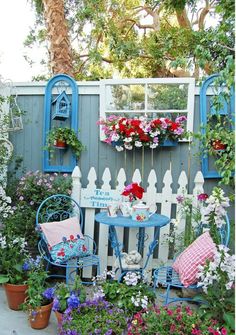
(172, 231, 217, 287)
(39, 217, 91, 264)
(48, 237, 91, 264)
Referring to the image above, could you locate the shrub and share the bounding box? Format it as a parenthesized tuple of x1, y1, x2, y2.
(3, 171, 72, 248)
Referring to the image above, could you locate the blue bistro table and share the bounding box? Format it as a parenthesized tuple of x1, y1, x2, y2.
(95, 212, 170, 280)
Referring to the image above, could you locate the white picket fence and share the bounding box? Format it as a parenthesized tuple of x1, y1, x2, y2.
(71, 166, 205, 279)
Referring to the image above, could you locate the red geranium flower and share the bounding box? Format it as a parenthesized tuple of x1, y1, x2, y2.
(121, 182, 145, 201)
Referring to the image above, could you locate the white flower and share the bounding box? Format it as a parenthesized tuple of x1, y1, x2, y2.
(115, 146, 124, 152)
(134, 141, 142, 148)
(124, 143, 133, 150)
(149, 143, 158, 149)
(111, 133, 120, 141)
(225, 281, 234, 290)
(123, 272, 140, 286)
(124, 137, 132, 143)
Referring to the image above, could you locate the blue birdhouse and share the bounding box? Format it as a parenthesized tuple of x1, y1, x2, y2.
(52, 91, 70, 120)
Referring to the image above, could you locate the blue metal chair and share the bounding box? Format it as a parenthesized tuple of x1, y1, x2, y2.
(153, 215, 230, 305)
(36, 194, 100, 284)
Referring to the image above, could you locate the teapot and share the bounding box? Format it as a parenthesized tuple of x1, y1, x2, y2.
(132, 202, 156, 222)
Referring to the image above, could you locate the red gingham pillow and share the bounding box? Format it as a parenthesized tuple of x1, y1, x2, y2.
(172, 231, 217, 287)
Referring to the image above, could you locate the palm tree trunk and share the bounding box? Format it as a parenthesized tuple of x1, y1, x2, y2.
(42, 0, 74, 77)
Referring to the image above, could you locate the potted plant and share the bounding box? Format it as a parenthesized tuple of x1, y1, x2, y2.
(45, 274, 86, 324)
(0, 233, 30, 310)
(45, 127, 85, 159)
(0, 187, 30, 310)
(195, 114, 234, 185)
(22, 256, 53, 329)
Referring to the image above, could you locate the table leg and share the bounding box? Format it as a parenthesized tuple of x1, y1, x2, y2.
(142, 227, 160, 270)
(108, 225, 123, 271)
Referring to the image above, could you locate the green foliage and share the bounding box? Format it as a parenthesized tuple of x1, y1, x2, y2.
(195, 248, 235, 334)
(45, 127, 85, 159)
(3, 171, 72, 248)
(0, 233, 29, 284)
(21, 256, 51, 317)
(101, 279, 155, 316)
(52, 275, 86, 313)
(28, 0, 234, 83)
(195, 114, 235, 186)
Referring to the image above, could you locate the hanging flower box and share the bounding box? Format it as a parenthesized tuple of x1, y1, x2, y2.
(97, 115, 187, 151)
(160, 139, 178, 147)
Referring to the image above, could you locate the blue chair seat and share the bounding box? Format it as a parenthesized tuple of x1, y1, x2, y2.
(153, 215, 230, 305)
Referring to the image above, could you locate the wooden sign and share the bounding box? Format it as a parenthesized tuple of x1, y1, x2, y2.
(80, 188, 123, 208)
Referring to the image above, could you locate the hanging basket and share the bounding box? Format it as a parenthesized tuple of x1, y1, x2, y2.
(211, 140, 226, 151)
(54, 139, 67, 149)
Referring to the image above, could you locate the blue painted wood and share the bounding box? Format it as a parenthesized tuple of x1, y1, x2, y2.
(43, 74, 79, 172)
(200, 74, 234, 179)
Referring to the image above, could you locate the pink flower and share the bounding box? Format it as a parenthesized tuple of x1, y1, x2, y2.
(170, 324, 176, 332)
(197, 193, 209, 201)
(221, 328, 227, 335)
(167, 309, 173, 315)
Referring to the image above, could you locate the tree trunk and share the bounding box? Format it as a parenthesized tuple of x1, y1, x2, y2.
(42, 0, 74, 77)
(176, 8, 191, 29)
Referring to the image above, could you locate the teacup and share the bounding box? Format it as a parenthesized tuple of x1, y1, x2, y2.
(107, 202, 118, 217)
(120, 202, 132, 217)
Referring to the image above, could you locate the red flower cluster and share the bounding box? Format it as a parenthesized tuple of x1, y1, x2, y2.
(122, 183, 145, 202)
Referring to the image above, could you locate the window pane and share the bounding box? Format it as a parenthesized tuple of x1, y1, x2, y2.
(147, 84, 188, 110)
(105, 84, 145, 110)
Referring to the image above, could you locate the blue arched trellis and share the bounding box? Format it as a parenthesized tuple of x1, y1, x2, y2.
(200, 74, 235, 178)
(43, 74, 79, 172)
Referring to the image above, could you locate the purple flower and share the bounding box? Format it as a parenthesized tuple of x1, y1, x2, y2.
(52, 297, 60, 311)
(104, 330, 113, 335)
(22, 262, 30, 271)
(43, 287, 55, 300)
(67, 293, 80, 309)
(176, 195, 185, 203)
(175, 115, 187, 123)
(197, 193, 209, 202)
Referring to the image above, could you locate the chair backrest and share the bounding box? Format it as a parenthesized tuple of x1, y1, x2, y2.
(199, 213, 230, 247)
(36, 194, 84, 232)
(219, 214, 230, 247)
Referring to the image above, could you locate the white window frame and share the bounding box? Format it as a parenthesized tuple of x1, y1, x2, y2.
(99, 78, 195, 141)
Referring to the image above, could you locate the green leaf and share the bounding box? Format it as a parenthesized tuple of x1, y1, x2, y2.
(0, 275, 10, 284)
(223, 312, 235, 329)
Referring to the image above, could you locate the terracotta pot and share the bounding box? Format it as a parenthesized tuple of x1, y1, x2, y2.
(54, 139, 67, 148)
(29, 302, 53, 329)
(54, 310, 63, 324)
(3, 283, 28, 310)
(211, 139, 226, 151)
